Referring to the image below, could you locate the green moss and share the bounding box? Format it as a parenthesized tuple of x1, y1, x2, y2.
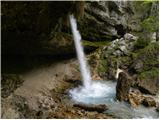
(139, 67, 158, 80)
(119, 56, 132, 66)
(97, 55, 118, 75)
(82, 40, 111, 47)
(97, 58, 108, 73)
(134, 38, 150, 50)
(133, 42, 158, 72)
(141, 16, 158, 32)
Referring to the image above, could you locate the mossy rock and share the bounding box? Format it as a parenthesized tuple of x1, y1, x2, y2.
(131, 42, 158, 73)
(138, 68, 158, 81)
(137, 68, 159, 95)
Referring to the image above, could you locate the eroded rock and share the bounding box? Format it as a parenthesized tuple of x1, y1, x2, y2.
(116, 72, 132, 101)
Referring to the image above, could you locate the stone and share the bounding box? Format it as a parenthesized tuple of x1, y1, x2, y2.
(73, 104, 107, 113)
(113, 50, 122, 56)
(119, 45, 128, 55)
(142, 97, 157, 107)
(124, 33, 138, 41)
(128, 89, 144, 107)
(132, 60, 144, 72)
(128, 89, 158, 108)
(130, 43, 159, 95)
(116, 72, 132, 101)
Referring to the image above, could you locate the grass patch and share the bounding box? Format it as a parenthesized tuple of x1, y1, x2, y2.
(82, 40, 111, 47)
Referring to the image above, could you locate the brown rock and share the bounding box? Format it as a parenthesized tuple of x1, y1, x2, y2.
(128, 89, 158, 108)
(73, 104, 107, 113)
(128, 90, 144, 107)
(142, 97, 157, 107)
(116, 72, 132, 101)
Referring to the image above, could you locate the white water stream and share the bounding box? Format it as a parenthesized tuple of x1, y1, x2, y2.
(69, 15, 91, 89)
(69, 15, 158, 119)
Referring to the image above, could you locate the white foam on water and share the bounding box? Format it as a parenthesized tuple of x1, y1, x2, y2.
(69, 81, 116, 104)
(69, 14, 158, 119)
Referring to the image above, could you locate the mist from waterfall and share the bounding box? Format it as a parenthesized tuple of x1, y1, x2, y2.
(69, 15, 158, 119)
(69, 15, 92, 89)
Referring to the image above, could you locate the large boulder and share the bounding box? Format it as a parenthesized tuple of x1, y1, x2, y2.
(116, 72, 132, 101)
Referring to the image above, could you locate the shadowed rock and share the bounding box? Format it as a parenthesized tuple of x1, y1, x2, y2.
(116, 72, 132, 101)
(142, 97, 157, 107)
(73, 104, 107, 113)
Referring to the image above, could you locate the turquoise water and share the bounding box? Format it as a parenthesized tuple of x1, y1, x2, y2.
(69, 80, 159, 119)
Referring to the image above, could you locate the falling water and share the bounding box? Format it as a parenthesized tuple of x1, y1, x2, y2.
(69, 15, 92, 89)
(69, 15, 158, 119)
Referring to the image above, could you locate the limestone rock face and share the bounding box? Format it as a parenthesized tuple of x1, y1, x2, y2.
(2, 1, 134, 56)
(116, 72, 132, 101)
(80, 1, 133, 41)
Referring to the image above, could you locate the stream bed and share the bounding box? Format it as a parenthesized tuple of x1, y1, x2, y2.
(69, 80, 159, 119)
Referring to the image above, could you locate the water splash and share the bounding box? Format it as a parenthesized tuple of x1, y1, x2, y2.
(69, 15, 158, 119)
(69, 15, 92, 89)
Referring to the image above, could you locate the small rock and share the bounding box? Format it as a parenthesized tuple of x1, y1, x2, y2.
(73, 104, 107, 113)
(119, 45, 128, 54)
(124, 33, 138, 41)
(142, 97, 157, 107)
(128, 90, 144, 107)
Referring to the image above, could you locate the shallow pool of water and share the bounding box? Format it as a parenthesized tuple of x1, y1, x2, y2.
(69, 80, 159, 119)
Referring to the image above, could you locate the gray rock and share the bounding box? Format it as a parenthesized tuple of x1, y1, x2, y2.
(106, 33, 138, 56)
(124, 33, 138, 41)
(116, 72, 132, 101)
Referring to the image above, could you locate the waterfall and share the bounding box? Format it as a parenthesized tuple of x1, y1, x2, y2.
(68, 15, 158, 119)
(69, 15, 92, 89)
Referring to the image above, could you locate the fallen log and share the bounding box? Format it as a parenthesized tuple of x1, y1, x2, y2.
(73, 104, 107, 113)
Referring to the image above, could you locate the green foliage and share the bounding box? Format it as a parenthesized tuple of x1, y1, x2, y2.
(97, 58, 108, 73)
(82, 40, 111, 47)
(134, 38, 150, 50)
(139, 42, 158, 57)
(133, 42, 159, 72)
(139, 67, 158, 80)
(142, 0, 158, 5)
(141, 16, 158, 32)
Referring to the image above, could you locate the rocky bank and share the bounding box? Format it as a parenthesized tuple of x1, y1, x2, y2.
(1, 1, 159, 119)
